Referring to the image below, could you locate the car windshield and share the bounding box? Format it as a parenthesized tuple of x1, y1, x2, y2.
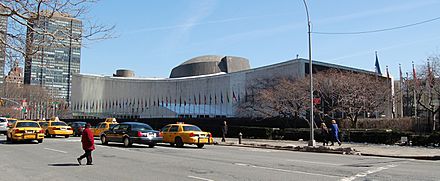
(132, 124, 153, 131)
(0, 118, 7, 123)
(51, 122, 67, 126)
(74, 122, 86, 127)
(109, 124, 118, 129)
(16, 122, 40, 128)
(183, 126, 202, 131)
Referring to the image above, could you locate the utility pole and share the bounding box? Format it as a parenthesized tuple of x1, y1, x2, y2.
(303, 0, 315, 146)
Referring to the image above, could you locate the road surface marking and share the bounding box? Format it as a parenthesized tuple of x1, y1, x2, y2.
(287, 159, 342, 166)
(236, 147, 279, 152)
(234, 163, 340, 178)
(96, 145, 129, 151)
(340, 164, 397, 181)
(44, 148, 68, 154)
(156, 146, 177, 150)
(187, 175, 214, 181)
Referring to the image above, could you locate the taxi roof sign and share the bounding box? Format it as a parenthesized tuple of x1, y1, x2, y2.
(50, 116, 60, 121)
(105, 118, 117, 123)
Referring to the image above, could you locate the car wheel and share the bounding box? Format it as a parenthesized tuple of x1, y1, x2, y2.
(148, 144, 155, 148)
(175, 137, 184, 148)
(65, 135, 70, 138)
(123, 137, 132, 147)
(38, 139, 43, 143)
(45, 131, 51, 138)
(169, 143, 175, 147)
(197, 144, 204, 148)
(101, 135, 108, 145)
(6, 135, 10, 142)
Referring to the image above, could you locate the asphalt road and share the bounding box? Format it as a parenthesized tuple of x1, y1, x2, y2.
(0, 135, 439, 181)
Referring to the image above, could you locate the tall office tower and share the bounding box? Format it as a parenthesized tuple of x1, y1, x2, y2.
(0, 10, 7, 84)
(24, 12, 82, 103)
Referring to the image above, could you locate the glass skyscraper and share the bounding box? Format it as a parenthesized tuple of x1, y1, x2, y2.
(24, 12, 82, 103)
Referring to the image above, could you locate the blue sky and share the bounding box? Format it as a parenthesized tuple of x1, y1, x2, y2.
(81, 0, 440, 79)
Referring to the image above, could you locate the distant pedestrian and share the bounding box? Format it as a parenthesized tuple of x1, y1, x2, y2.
(320, 123, 332, 146)
(330, 120, 341, 146)
(221, 121, 228, 142)
(77, 123, 95, 165)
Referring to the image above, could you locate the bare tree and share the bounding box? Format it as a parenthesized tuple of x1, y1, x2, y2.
(314, 70, 391, 128)
(412, 56, 440, 131)
(0, 0, 114, 69)
(237, 77, 309, 119)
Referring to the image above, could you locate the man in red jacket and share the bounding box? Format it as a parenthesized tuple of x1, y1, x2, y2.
(77, 123, 95, 165)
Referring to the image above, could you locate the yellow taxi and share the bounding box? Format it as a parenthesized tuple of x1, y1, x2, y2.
(6, 120, 45, 143)
(40, 117, 73, 138)
(92, 118, 118, 137)
(160, 122, 213, 148)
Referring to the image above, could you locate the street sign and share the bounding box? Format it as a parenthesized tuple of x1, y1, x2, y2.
(313, 98, 321, 105)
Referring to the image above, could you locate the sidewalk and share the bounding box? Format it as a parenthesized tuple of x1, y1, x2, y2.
(213, 137, 440, 160)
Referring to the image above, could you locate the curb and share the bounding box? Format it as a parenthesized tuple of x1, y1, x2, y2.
(215, 142, 440, 161)
(359, 153, 440, 161)
(216, 142, 360, 155)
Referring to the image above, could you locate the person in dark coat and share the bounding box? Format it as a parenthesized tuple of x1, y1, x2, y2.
(221, 121, 228, 142)
(320, 123, 332, 146)
(330, 120, 341, 146)
(77, 123, 95, 165)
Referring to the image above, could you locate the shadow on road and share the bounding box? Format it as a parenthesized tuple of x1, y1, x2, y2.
(99, 143, 150, 148)
(48, 163, 80, 167)
(156, 143, 207, 149)
(0, 140, 39, 145)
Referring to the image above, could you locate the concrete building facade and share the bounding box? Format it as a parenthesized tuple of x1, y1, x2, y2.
(24, 12, 82, 103)
(4, 63, 23, 85)
(72, 56, 389, 119)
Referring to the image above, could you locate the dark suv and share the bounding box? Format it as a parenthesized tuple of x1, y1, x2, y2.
(100, 122, 163, 148)
(68, 122, 86, 137)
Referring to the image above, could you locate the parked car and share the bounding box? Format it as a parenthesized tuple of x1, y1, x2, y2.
(68, 122, 86, 137)
(6, 120, 45, 143)
(160, 122, 213, 148)
(100, 122, 162, 148)
(40, 117, 73, 138)
(92, 118, 118, 137)
(0, 117, 8, 135)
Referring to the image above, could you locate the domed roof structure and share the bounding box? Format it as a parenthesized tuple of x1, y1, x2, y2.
(170, 55, 250, 78)
(180, 55, 224, 65)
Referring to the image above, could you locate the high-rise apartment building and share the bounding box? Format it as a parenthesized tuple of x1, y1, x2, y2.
(0, 9, 7, 84)
(24, 12, 82, 103)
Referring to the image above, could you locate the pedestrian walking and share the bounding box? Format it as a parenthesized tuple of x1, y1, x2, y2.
(320, 123, 332, 146)
(77, 123, 95, 165)
(330, 120, 341, 146)
(221, 121, 228, 142)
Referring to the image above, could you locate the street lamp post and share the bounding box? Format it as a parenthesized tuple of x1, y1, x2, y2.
(303, 0, 316, 146)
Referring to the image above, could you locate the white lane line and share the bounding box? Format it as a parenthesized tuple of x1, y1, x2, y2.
(340, 164, 397, 181)
(187, 175, 214, 181)
(238, 148, 279, 152)
(44, 148, 68, 154)
(155, 146, 177, 150)
(234, 163, 340, 178)
(287, 159, 342, 166)
(96, 145, 129, 151)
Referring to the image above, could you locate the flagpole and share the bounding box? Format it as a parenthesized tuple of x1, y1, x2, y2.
(413, 61, 418, 133)
(399, 64, 404, 118)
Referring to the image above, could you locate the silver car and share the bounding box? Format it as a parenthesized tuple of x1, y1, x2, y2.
(0, 117, 8, 135)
